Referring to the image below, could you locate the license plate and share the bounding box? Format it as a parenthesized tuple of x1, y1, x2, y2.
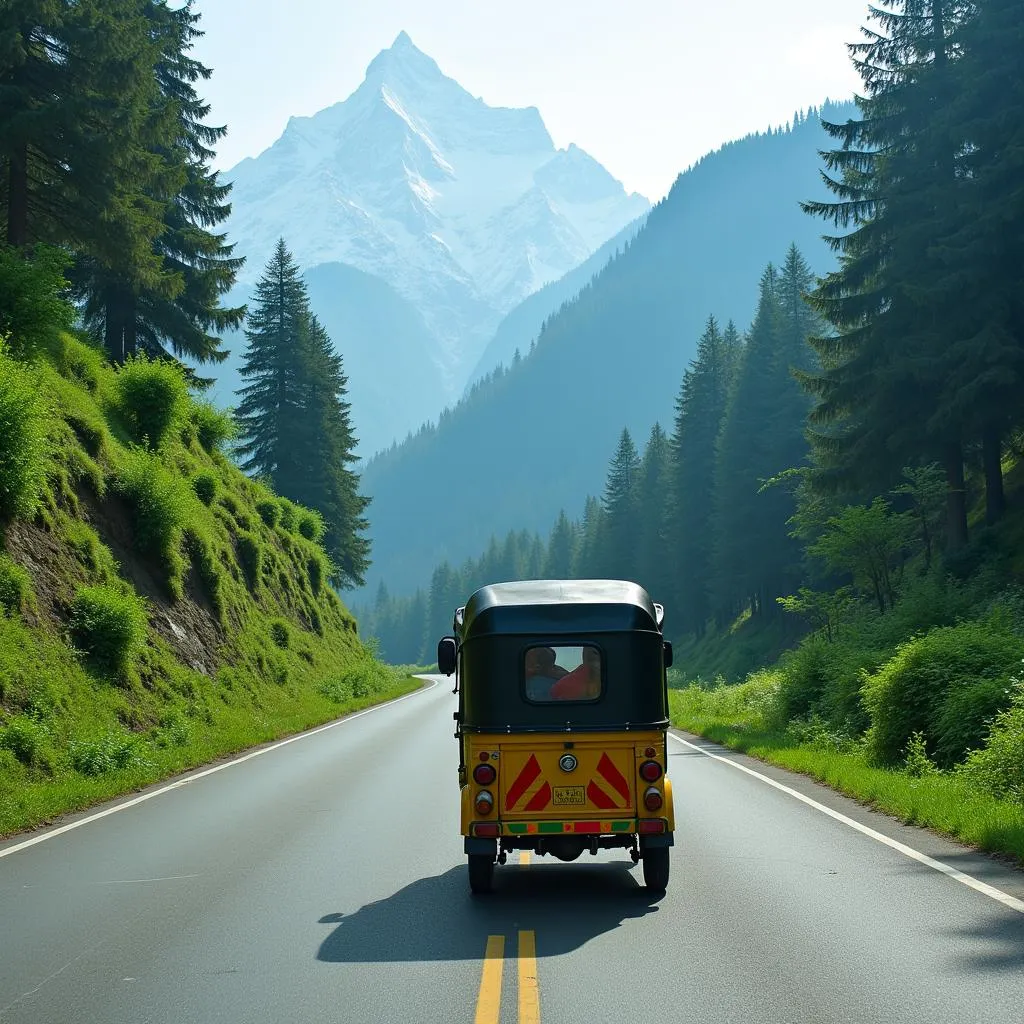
(552, 786, 586, 806)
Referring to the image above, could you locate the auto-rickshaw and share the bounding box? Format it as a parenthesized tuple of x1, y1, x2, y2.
(437, 579, 675, 894)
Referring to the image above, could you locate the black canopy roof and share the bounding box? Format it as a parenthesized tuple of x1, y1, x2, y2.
(459, 580, 663, 640)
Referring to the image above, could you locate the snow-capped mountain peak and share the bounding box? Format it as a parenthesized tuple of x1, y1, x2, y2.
(223, 33, 649, 391)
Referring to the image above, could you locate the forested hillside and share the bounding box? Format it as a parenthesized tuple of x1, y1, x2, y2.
(0, 2, 401, 837)
(360, 103, 855, 596)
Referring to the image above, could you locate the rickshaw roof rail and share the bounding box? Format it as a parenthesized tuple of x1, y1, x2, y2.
(459, 579, 663, 640)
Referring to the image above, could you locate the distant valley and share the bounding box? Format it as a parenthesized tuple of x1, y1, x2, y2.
(358, 104, 857, 597)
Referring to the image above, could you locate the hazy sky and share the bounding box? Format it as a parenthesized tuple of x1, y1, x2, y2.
(189, 0, 869, 201)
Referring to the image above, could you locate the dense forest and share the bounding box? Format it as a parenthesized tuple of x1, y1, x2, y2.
(364, 0, 1024, 800)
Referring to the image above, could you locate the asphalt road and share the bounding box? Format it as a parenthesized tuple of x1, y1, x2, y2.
(1, 676, 1022, 1023)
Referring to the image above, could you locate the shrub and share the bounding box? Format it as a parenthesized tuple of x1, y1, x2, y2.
(237, 532, 262, 590)
(154, 711, 191, 749)
(116, 449, 190, 561)
(0, 348, 49, 521)
(53, 334, 105, 392)
(114, 355, 189, 449)
(297, 508, 325, 542)
(0, 554, 32, 614)
(69, 729, 148, 776)
(959, 674, 1024, 804)
(277, 498, 297, 531)
(863, 620, 1021, 767)
(69, 584, 148, 676)
(192, 401, 236, 453)
(269, 619, 290, 649)
(0, 244, 76, 359)
(307, 555, 325, 594)
(256, 499, 280, 528)
(192, 471, 218, 506)
(0, 715, 48, 766)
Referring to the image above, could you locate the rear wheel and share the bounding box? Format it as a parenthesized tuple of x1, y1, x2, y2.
(642, 847, 670, 891)
(468, 854, 495, 894)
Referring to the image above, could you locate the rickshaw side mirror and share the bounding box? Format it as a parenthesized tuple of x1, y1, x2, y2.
(654, 603, 665, 629)
(663, 640, 673, 669)
(437, 636, 457, 676)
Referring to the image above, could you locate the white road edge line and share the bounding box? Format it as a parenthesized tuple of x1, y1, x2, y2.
(0, 677, 439, 860)
(669, 730, 1024, 915)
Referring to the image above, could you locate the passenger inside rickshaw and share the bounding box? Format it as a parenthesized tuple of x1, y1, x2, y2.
(524, 645, 603, 702)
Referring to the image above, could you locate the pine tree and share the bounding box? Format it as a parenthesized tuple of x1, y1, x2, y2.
(600, 428, 641, 581)
(235, 239, 311, 484)
(800, 0, 974, 549)
(666, 315, 741, 633)
(634, 423, 671, 601)
(73, 1, 245, 364)
(934, 0, 1024, 524)
(544, 510, 575, 578)
(712, 265, 790, 621)
(572, 496, 604, 578)
(294, 315, 371, 588)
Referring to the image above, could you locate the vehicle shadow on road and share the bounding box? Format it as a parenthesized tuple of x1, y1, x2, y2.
(317, 860, 661, 963)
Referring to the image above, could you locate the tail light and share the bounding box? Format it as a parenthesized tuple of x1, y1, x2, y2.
(639, 760, 663, 783)
(643, 746, 657, 758)
(638, 818, 666, 834)
(473, 763, 497, 785)
(643, 786, 664, 812)
(473, 822, 500, 837)
(475, 790, 494, 816)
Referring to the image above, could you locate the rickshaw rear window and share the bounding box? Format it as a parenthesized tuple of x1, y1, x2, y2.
(524, 645, 602, 702)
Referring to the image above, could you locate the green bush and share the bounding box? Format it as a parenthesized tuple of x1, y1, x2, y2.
(192, 401, 236, 453)
(0, 348, 49, 521)
(0, 244, 76, 359)
(69, 729, 148, 776)
(256, 499, 280, 528)
(0, 715, 48, 766)
(69, 584, 148, 676)
(277, 498, 298, 532)
(863, 620, 1021, 767)
(959, 675, 1024, 804)
(191, 471, 218, 506)
(297, 508, 325, 542)
(237, 532, 262, 590)
(116, 449, 190, 562)
(307, 555, 325, 594)
(114, 355, 189, 449)
(0, 554, 32, 614)
(53, 334, 105, 392)
(269, 619, 290, 649)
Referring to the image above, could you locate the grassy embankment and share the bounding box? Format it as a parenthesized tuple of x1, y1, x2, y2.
(0, 334, 421, 837)
(667, 482, 1024, 866)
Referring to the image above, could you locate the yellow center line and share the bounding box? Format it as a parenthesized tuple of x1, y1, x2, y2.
(519, 851, 531, 866)
(518, 930, 540, 1024)
(474, 934, 505, 1024)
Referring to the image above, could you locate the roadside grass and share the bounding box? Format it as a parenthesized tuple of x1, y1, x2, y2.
(668, 685, 1024, 866)
(0, 650, 421, 837)
(0, 333, 424, 839)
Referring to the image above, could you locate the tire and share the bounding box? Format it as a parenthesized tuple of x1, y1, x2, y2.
(642, 847, 670, 891)
(468, 853, 495, 894)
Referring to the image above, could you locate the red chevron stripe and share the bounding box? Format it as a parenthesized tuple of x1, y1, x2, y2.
(524, 782, 552, 812)
(596, 753, 631, 804)
(587, 780, 617, 810)
(505, 754, 542, 811)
